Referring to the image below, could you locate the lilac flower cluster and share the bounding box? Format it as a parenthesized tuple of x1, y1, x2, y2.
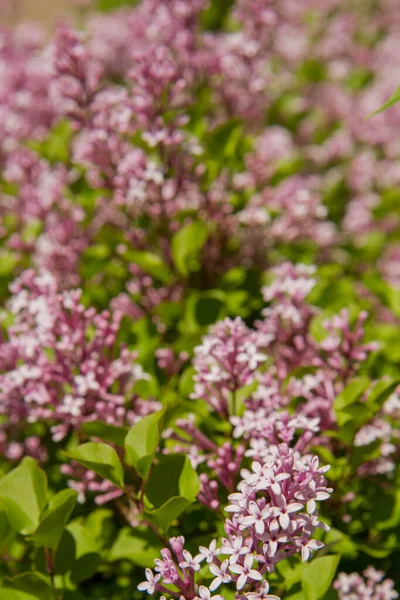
(0, 269, 156, 453)
(138, 444, 331, 599)
(223, 444, 331, 568)
(169, 263, 400, 516)
(191, 264, 378, 450)
(334, 567, 399, 600)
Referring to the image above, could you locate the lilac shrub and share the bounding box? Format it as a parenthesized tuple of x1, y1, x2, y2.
(0, 0, 400, 599)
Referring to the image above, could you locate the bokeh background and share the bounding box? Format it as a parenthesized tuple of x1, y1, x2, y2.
(0, 0, 75, 28)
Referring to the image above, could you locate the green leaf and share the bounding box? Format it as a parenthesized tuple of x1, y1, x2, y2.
(0, 457, 47, 535)
(276, 558, 307, 587)
(359, 533, 397, 558)
(333, 377, 370, 412)
(368, 86, 400, 117)
(144, 455, 200, 531)
(108, 527, 161, 567)
(365, 378, 400, 412)
(179, 366, 196, 397)
(195, 295, 225, 327)
(81, 422, 128, 447)
(0, 511, 10, 547)
(171, 221, 208, 277)
(285, 593, 305, 600)
(125, 250, 172, 283)
(386, 285, 400, 317)
(96, 0, 137, 12)
(53, 529, 76, 575)
(64, 442, 124, 488)
(0, 590, 45, 600)
(67, 522, 101, 584)
(0, 250, 18, 276)
(182, 291, 226, 333)
(2, 573, 53, 600)
(125, 410, 165, 478)
(207, 119, 242, 156)
(132, 374, 158, 400)
(324, 529, 358, 558)
(302, 555, 341, 600)
(29, 118, 72, 163)
(201, 0, 234, 30)
(32, 489, 78, 550)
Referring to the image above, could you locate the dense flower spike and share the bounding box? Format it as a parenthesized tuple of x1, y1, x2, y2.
(222, 445, 331, 568)
(191, 318, 266, 417)
(137, 535, 283, 600)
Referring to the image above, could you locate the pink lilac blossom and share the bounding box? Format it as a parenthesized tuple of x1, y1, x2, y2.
(0, 24, 54, 148)
(138, 445, 330, 598)
(334, 567, 398, 600)
(2, 148, 87, 288)
(354, 393, 400, 477)
(0, 269, 158, 457)
(184, 263, 382, 501)
(191, 317, 266, 418)
(379, 244, 400, 288)
(136, 537, 281, 599)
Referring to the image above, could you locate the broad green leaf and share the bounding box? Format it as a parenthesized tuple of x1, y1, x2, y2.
(108, 527, 161, 567)
(64, 442, 124, 488)
(125, 250, 172, 283)
(386, 285, 400, 317)
(335, 402, 373, 444)
(97, 0, 137, 12)
(194, 295, 225, 327)
(378, 491, 400, 531)
(350, 439, 381, 471)
(359, 533, 397, 558)
(144, 455, 200, 531)
(53, 529, 76, 576)
(302, 555, 340, 600)
(125, 410, 165, 478)
(0, 590, 43, 600)
(32, 489, 78, 550)
(0, 511, 10, 547)
(2, 573, 53, 600)
(81, 421, 128, 447)
(276, 558, 307, 587)
(182, 291, 226, 333)
(201, 0, 234, 30)
(171, 221, 208, 277)
(365, 379, 400, 412)
(84, 508, 115, 551)
(0, 457, 47, 534)
(206, 119, 242, 156)
(0, 250, 18, 276)
(324, 529, 358, 558)
(63, 593, 85, 600)
(132, 374, 158, 399)
(83, 243, 110, 260)
(369, 490, 400, 531)
(285, 594, 305, 600)
(67, 522, 101, 584)
(179, 366, 196, 397)
(144, 497, 192, 532)
(333, 377, 369, 412)
(368, 86, 400, 117)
